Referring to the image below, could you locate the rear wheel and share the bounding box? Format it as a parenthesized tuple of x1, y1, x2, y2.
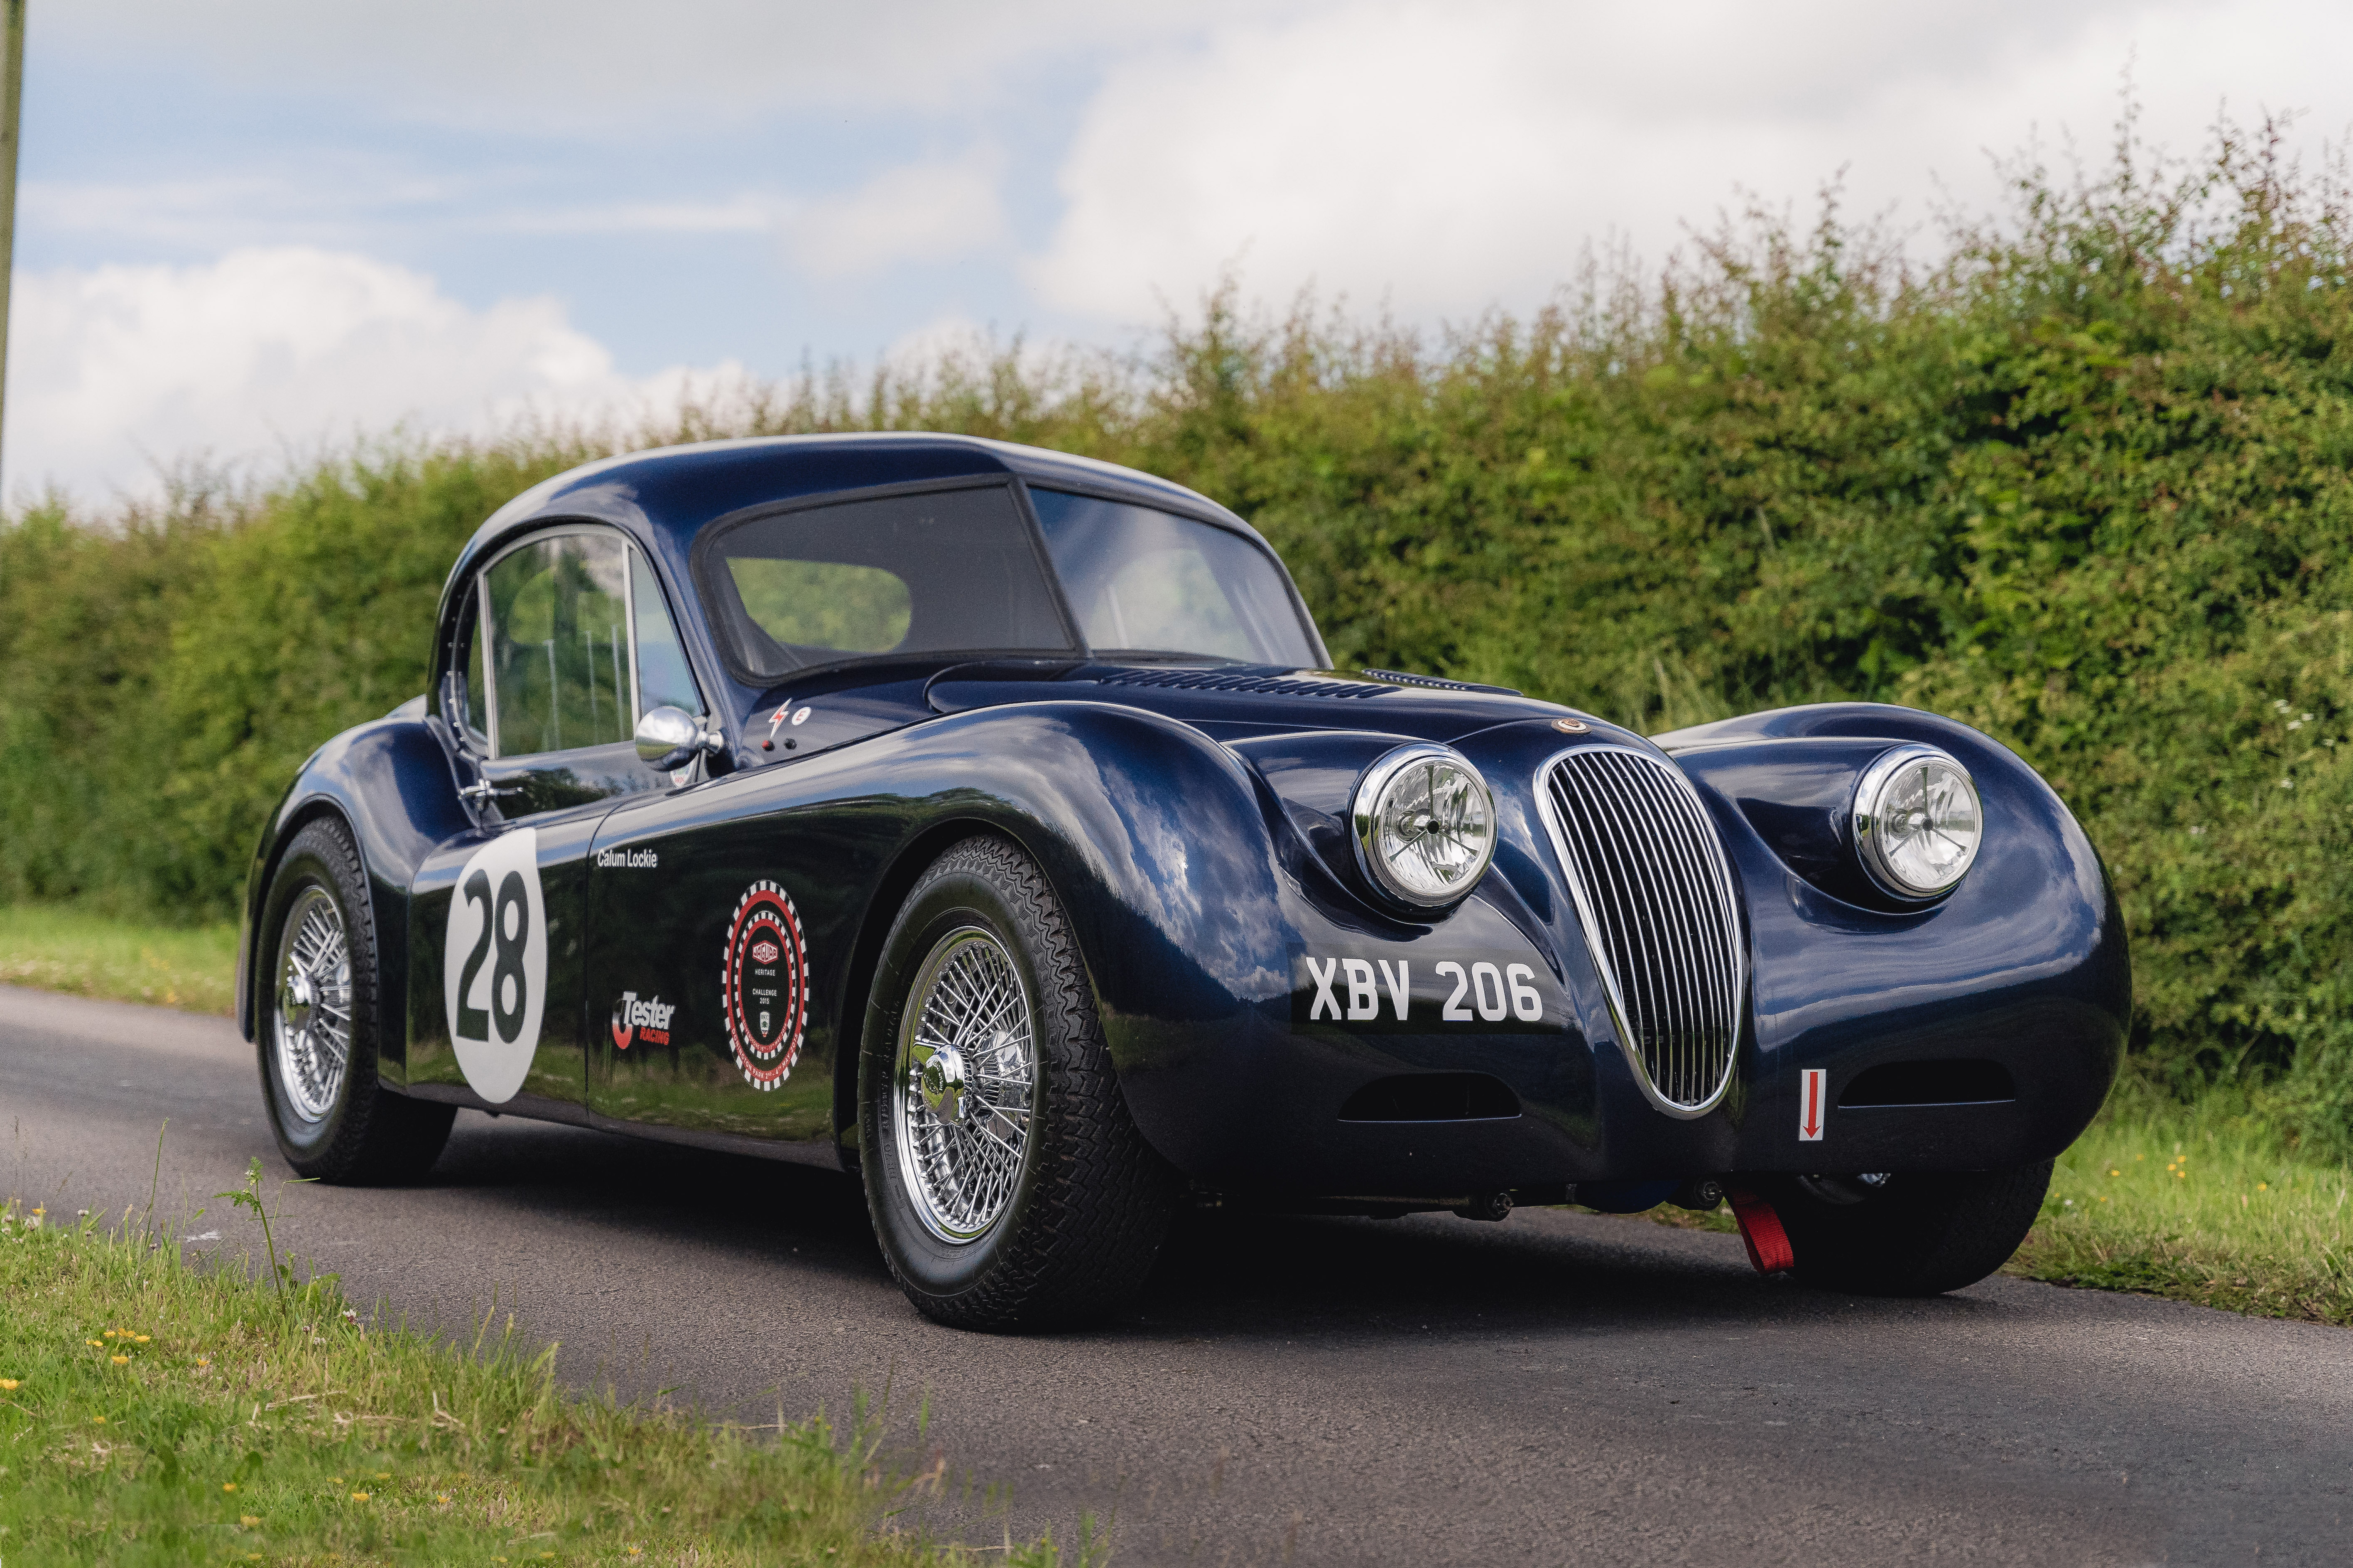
(1759, 1160, 2053, 1295)
(257, 817, 455, 1183)
(860, 834, 1179, 1330)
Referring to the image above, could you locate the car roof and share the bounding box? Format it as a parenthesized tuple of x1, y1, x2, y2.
(430, 432, 1300, 708)
(446, 432, 1262, 594)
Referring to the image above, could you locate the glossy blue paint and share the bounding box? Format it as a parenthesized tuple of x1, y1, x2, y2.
(237, 438, 2128, 1202)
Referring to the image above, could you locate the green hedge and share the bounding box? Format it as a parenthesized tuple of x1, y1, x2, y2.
(5, 132, 2349, 1149)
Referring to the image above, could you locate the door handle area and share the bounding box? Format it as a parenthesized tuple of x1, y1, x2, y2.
(458, 780, 523, 803)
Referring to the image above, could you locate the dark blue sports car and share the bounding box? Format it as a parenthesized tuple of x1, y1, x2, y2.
(238, 435, 2128, 1328)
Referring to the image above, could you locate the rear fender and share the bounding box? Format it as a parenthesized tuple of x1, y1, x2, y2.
(237, 712, 474, 1078)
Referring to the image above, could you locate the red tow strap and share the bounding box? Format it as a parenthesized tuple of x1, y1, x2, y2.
(1728, 1188, 1794, 1274)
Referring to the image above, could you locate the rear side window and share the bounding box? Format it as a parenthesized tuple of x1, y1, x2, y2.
(460, 606, 490, 740)
(699, 485, 1072, 681)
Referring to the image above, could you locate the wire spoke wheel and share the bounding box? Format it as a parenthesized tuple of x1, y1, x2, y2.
(892, 926, 1037, 1244)
(272, 885, 352, 1123)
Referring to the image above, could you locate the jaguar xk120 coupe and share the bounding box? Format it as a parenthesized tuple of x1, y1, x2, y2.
(238, 434, 2128, 1328)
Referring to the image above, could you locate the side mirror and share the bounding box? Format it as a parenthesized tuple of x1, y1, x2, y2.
(635, 706, 718, 770)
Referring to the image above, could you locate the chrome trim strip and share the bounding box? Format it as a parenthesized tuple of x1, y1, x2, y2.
(1532, 743, 1748, 1119)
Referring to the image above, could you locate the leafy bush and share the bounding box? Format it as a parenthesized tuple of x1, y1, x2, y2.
(4, 116, 2351, 1149)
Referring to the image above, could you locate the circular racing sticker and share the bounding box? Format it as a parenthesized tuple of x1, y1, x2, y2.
(721, 880, 808, 1090)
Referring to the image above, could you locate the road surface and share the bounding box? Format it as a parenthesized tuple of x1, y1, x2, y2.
(4, 985, 2347, 1565)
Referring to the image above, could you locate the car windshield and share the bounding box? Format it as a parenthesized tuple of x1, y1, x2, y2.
(1029, 490, 1319, 666)
(699, 485, 1075, 681)
(697, 481, 1319, 682)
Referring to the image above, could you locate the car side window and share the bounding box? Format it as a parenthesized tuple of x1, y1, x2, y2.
(483, 534, 633, 757)
(631, 549, 703, 717)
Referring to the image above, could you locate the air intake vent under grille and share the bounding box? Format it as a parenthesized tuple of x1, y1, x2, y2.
(1539, 746, 1745, 1115)
(1093, 669, 1391, 699)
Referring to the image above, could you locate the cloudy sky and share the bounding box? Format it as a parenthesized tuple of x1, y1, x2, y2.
(13, 0, 2353, 500)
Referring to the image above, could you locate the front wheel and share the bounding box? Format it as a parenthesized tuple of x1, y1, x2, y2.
(860, 834, 1179, 1330)
(256, 816, 455, 1183)
(1757, 1159, 2054, 1296)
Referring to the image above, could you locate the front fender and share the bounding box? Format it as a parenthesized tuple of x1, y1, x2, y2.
(1658, 702, 2132, 1167)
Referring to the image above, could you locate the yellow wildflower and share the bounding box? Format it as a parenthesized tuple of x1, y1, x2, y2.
(351, 1491, 370, 1502)
(223, 1482, 238, 1492)
(240, 1514, 260, 1527)
(0, 1378, 18, 1390)
(110, 1355, 129, 1365)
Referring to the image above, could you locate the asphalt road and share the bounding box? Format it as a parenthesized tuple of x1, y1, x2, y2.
(4, 985, 2348, 1566)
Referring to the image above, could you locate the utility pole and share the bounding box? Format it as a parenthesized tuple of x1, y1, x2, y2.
(0, 0, 24, 497)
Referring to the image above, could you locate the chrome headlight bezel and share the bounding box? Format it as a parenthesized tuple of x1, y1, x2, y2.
(1349, 743, 1498, 911)
(1852, 744, 1984, 901)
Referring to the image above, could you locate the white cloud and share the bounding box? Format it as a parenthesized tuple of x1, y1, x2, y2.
(1028, 0, 2353, 324)
(782, 148, 1009, 278)
(4, 248, 743, 501)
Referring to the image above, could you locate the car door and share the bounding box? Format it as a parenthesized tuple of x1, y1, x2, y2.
(405, 526, 704, 1115)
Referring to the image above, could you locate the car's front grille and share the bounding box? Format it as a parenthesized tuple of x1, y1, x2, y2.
(1540, 747, 1745, 1115)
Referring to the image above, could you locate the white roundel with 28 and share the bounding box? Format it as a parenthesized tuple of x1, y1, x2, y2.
(442, 828, 547, 1104)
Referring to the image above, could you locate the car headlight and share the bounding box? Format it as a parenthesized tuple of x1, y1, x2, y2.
(1853, 744, 1983, 899)
(1351, 744, 1497, 908)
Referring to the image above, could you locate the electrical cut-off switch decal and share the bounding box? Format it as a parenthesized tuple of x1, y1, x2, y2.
(1798, 1068, 1827, 1141)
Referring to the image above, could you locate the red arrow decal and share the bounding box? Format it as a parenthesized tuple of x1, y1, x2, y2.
(1799, 1068, 1826, 1141)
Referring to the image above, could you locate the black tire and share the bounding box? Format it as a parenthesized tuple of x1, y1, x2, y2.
(859, 834, 1179, 1331)
(1759, 1160, 2054, 1296)
(256, 816, 455, 1183)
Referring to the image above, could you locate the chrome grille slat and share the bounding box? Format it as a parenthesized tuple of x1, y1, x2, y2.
(1621, 752, 1728, 1100)
(1539, 746, 1745, 1115)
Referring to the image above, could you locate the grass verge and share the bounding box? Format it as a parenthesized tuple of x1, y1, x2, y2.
(2014, 1096, 2353, 1325)
(0, 1176, 1081, 1566)
(0, 904, 237, 1015)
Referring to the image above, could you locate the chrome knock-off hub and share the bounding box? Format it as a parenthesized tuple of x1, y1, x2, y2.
(918, 1045, 969, 1125)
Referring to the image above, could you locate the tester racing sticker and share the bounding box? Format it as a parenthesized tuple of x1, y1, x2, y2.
(721, 880, 809, 1089)
(610, 992, 676, 1051)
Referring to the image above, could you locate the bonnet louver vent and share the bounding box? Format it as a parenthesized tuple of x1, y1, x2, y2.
(1094, 670, 1392, 699)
